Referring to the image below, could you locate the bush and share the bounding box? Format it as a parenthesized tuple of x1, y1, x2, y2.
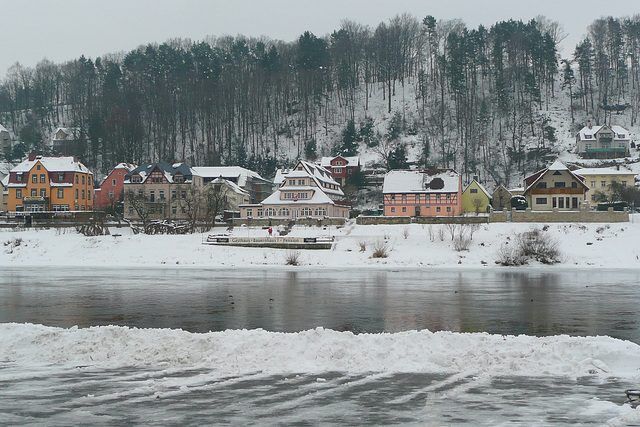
(372, 240, 389, 258)
(284, 250, 301, 266)
(453, 235, 471, 251)
(357, 239, 367, 252)
(496, 228, 561, 265)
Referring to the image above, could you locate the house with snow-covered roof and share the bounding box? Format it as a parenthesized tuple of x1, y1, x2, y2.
(318, 155, 361, 186)
(123, 162, 203, 221)
(0, 124, 11, 158)
(382, 169, 462, 217)
(523, 160, 588, 211)
(51, 127, 83, 156)
(573, 166, 637, 204)
(94, 163, 137, 211)
(6, 153, 94, 213)
(461, 178, 491, 214)
(240, 160, 350, 220)
(576, 123, 630, 159)
(191, 166, 274, 204)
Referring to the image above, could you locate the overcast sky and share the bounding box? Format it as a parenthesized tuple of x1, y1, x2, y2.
(1, 0, 638, 78)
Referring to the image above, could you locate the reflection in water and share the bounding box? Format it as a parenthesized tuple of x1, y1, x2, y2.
(1, 267, 639, 342)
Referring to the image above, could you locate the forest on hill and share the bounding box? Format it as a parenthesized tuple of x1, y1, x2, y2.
(1, 13, 639, 186)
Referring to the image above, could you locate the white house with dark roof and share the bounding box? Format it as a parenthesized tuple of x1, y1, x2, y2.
(382, 169, 462, 217)
(240, 160, 349, 220)
(576, 123, 630, 158)
(192, 166, 274, 204)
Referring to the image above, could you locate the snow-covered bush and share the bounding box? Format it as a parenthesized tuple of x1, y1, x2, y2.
(496, 228, 561, 265)
(284, 250, 301, 266)
(357, 239, 367, 252)
(453, 235, 472, 251)
(372, 240, 389, 258)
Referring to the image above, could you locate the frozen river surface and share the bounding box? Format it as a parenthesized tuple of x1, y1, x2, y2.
(1, 267, 640, 424)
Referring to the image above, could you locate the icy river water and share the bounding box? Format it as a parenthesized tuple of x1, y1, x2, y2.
(2, 267, 640, 425)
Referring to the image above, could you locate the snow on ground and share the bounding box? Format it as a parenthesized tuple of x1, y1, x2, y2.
(1, 216, 640, 268)
(1, 323, 640, 382)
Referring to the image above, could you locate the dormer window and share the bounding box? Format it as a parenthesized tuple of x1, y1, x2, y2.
(58, 173, 65, 180)
(174, 174, 184, 184)
(618, 134, 625, 138)
(16, 173, 23, 182)
(131, 175, 142, 183)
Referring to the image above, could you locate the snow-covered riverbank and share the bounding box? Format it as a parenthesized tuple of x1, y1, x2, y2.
(1, 218, 639, 268)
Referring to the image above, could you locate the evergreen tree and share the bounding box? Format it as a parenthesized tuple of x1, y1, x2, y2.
(387, 143, 408, 169)
(339, 119, 360, 156)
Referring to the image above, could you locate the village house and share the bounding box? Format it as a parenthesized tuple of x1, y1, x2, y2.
(461, 178, 491, 214)
(191, 166, 274, 204)
(522, 160, 588, 211)
(51, 127, 83, 156)
(1, 174, 8, 213)
(123, 162, 203, 221)
(94, 163, 137, 211)
(491, 185, 512, 211)
(206, 177, 251, 213)
(318, 155, 361, 186)
(240, 160, 350, 220)
(573, 166, 637, 204)
(0, 124, 11, 158)
(382, 169, 462, 217)
(576, 123, 631, 159)
(6, 154, 94, 213)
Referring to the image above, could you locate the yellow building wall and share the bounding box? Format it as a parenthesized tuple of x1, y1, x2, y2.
(461, 182, 490, 214)
(579, 173, 635, 203)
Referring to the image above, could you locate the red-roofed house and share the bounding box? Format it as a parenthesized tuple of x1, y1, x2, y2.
(523, 160, 588, 210)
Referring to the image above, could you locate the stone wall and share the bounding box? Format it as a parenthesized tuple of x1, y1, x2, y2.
(488, 208, 629, 223)
(357, 215, 487, 225)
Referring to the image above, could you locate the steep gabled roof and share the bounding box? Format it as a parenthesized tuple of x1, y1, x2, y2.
(11, 156, 92, 174)
(125, 162, 194, 184)
(192, 166, 267, 187)
(463, 179, 491, 198)
(577, 124, 630, 141)
(524, 160, 588, 194)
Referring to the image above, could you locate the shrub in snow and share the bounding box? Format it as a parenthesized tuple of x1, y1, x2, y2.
(357, 239, 367, 252)
(403, 227, 409, 239)
(496, 228, 561, 265)
(372, 240, 389, 258)
(453, 235, 472, 251)
(284, 250, 301, 266)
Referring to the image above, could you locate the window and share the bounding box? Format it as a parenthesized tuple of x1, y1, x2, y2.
(536, 197, 547, 205)
(81, 190, 85, 199)
(88, 176, 91, 185)
(16, 173, 22, 182)
(246, 209, 253, 218)
(289, 179, 296, 186)
(391, 207, 396, 213)
(75, 189, 79, 199)
(109, 191, 114, 199)
(159, 190, 165, 200)
(172, 206, 177, 215)
(181, 191, 186, 199)
(298, 192, 308, 199)
(75, 175, 78, 184)
(334, 168, 343, 174)
(585, 143, 593, 150)
(112, 179, 117, 186)
(348, 169, 352, 175)
(82, 176, 85, 185)
(390, 194, 395, 201)
(591, 181, 596, 188)
(622, 181, 627, 187)
(81, 206, 85, 211)
(32, 174, 37, 183)
(88, 191, 91, 200)
(447, 207, 451, 212)
(278, 207, 289, 217)
(40, 189, 46, 197)
(436, 194, 441, 203)
(591, 194, 596, 202)
(314, 207, 326, 216)
(554, 182, 566, 188)
(558, 197, 565, 208)
(31, 189, 37, 197)
(131, 175, 142, 183)
(16, 189, 22, 199)
(436, 207, 441, 212)
(446, 194, 451, 201)
(40, 174, 46, 183)
(171, 190, 176, 199)
(301, 207, 312, 216)
(58, 189, 64, 198)
(58, 173, 65, 180)
(601, 181, 606, 188)
(536, 182, 547, 188)
(174, 175, 184, 184)
(297, 179, 305, 186)
(470, 188, 478, 193)
(257, 209, 263, 217)
(37, 164, 41, 170)
(150, 191, 155, 202)
(402, 207, 407, 212)
(402, 195, 407, 203)
(265, 208, 276, 217)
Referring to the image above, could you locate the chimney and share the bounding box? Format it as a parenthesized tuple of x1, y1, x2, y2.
(473, 175, 478, 182)
(588, 121, 592, 129)
(28, 152, 36, 161)
(616, 164, 620, 171)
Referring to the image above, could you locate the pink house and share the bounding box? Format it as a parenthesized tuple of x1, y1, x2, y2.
(382, 169, 462, 217)
(94, 163, 136, 210)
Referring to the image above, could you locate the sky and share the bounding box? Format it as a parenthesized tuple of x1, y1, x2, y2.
(1, 0, 638, 78)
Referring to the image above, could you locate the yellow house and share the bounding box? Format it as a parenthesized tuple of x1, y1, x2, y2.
(461, 179, 491, 214)
(7, 154, 93, 212)
(573, 166, 637, 204)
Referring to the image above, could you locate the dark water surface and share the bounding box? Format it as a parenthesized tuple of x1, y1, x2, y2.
(1, 267, 639, 341)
